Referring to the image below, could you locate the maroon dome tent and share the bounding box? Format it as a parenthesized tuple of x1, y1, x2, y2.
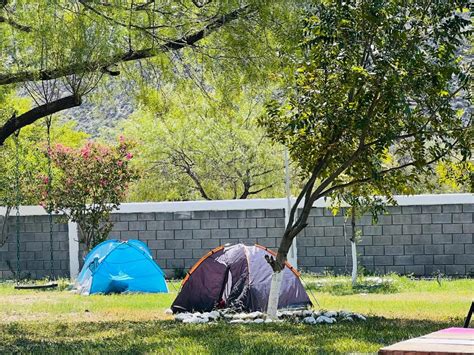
(171, 243, 312, 313)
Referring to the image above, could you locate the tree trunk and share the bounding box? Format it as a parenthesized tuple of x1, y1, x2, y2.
(266, 271, 283, 319)
(350, 205, 357, 286)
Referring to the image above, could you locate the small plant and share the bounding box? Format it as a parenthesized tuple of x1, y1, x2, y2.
(40, 138, 138, 251)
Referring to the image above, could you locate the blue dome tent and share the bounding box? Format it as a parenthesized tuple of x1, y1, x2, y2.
(75, 240, 168, 295)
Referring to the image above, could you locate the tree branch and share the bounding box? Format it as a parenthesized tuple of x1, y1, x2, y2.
(0, 95, 82, 145)
(0, 15, 31, 32)
(0, 5, 253, 86)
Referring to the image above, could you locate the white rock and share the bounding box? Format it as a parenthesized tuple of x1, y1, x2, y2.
(229, 319, 244, 324)
(224, 314, 234, 319)
(264, 318, 273, 323)
(232, 313, 247, 320)
(343, 316, 354, 322)
(165, 308, 173, 315)
(302, 316, 316, 324)
(253, 318, 264, 324)
(316, 316, 336, 324)
(208, 311, 220, 320)
(303, 310, 314, 317)
(183, 316, 208, 324)
(324, 311, 338, 318)
(175, 313, 192, 322)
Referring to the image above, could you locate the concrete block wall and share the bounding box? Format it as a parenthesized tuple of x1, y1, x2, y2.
(109, 209, 286, 276)
(0, 195, 472, 279)
(298, 204, 474, 276)
(0, 215, 69, 279)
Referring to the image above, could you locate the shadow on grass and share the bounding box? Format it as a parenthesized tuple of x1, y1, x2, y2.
(0, 317, 462, 354)
(305, 280, 399, 296)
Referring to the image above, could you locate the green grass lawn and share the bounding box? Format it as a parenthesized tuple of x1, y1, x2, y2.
(0, 275, 472, 354)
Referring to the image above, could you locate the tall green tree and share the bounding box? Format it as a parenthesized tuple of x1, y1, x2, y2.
(260, 1, 472, 315)
(119, 81, 286, 201)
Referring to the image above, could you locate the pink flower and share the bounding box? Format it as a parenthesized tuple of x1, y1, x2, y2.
(125, 152, 133, 160)
(119, 135, 125, 143)
(117, 160, 123, 167)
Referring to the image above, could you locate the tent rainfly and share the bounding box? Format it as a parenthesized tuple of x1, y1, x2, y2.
(75, 239, 168, 295)
(172, 243, 311, 313)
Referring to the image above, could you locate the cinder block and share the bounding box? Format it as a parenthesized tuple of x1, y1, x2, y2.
(173, 212, 191, 220)
(212, 229, 230, 239)
(315, 236, 334, 247)
(156, 231, 174, 239)
(192, 230, 210, 239)
(325, 226, 344, 236)
(146, 221, 164, 231)
(219, 219, 238, 229)
(422, 205, 441, 213)
(443, 205, 463, 213)
(359, 255, 374, 265)
(165, 239, 183, 249)
(137, 213, 155, 221)
(423, 225, 442, 234)
(129, 221, 146, 231)
(425, 265, 445, 275)
(443, 224, 463, 234)
(375, 255, 394, 266)
(238, 219, 256, 229)
(138, 231, 156, 240)
(175, 249, 193, 259)
(358, 216, 373, 225)
(414, 255, 433, 265)
(364, 246, 384, 256)
(265, 209, 284, 218)
(266, 228, 285, 238)
(26, 242, 43, 252)
(402, 206, 422, 214)
(394, 255, 413, 265)
(184, 240, 201, 249)
(405, 245, 424, 255)
(309, 208, 324, 217)
(298, 256, 316, 267)
(392, 235, 412, 245)
(230, 229, 248, 238)
(384, 245, 404, 255)
(462, 204, 474, 212)
(412, 235, 432, 245)
(246, 210, 265, 218)
(434, 254, 453, 265)
(378, 215, 392, 225)
(257, 218, 276, 228)
(359, 236, 373, 245)
(463, 224, 474, 233)
(275, 218, 286, 228)
(120, 213, 137, 221)
(306, 247, 325, 257)
(121, 231, 138, 239)
(297, 237, 315, 247)
(174, 230, 193, 240)
(325, 246, 345, 256)
(316, 256, 335, 267)
(466, 244, 474, 254)
(202, 239, 221, 249)
(453, 233, 472, 244)
(455, 255, 473, 265)
(453, 213, 473, 224)
(304, 227, 325, 237)
(201, 220, 219, 229)
(386, 206, 402, 214)
(444, 244, 464, 255)
(382, 225, 402, 235)
(228, 210, 246, 219)
(192, 211, 209, 219)
(373, 235, 392, 245)
(164, 220, 182, 230)
(147, 240, 164, 250)
(425, 245, 444, 255)
(333, 237, 347, 246)
(403, 225, 422, 235)
(393, 215, 412, 225)
(313, 217, 333, 227)
(248, 228, 266, 238)
(432, 234, 452, 244)
(445, 265, 465, 275)
(183, 220, 201, 230)
(112, 222, 128, 231)
(432, 214, 452, 224)
(155, 213, 173, 220)
(209, 211, 227, 219)
(155, 249, 175, 259)
(412, 214, 432, 224)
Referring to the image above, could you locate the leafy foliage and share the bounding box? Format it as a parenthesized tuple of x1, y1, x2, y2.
(41, 139, 138, 250)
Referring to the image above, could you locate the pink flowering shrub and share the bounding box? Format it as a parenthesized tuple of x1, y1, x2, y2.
(40, 139, 138, 250)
